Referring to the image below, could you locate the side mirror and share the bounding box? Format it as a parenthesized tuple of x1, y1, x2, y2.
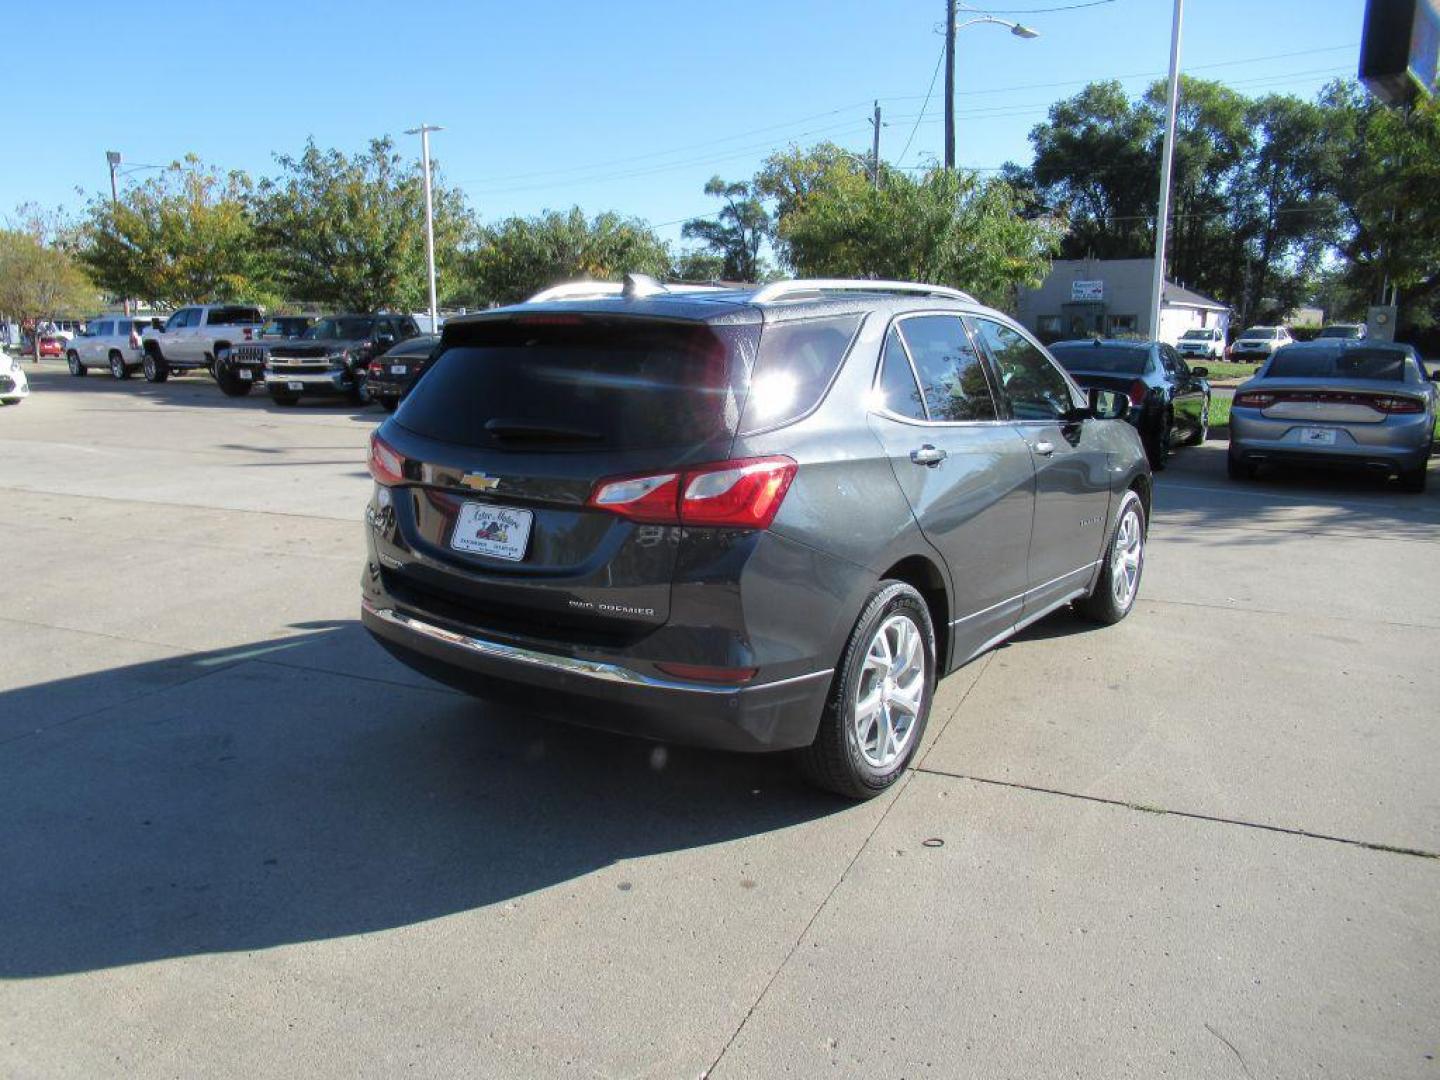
(1088, 387, 1130, 421)
(1191, 366, 1209, 378)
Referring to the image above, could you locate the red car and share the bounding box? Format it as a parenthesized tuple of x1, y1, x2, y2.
(37, 336, 64, 358)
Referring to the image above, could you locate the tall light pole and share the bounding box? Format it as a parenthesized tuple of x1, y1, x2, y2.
(944, 1, 1039, 170)
(105, 151, 131, 316)
(405, 124, 443, 333)
(1147, 0, 1183, 342)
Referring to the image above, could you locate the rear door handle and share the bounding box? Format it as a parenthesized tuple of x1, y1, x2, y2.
(910, 444, 947, 466)
(1032, 440, 1055, 457)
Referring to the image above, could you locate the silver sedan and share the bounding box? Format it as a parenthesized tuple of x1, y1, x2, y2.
(1228, 340, 1437, 492)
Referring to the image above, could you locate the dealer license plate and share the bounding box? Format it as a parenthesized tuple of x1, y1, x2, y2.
(450, 502, 533, 561)
(238, 369, 252, 380)
(287, 381, 304, 392)
(390, 364, 408, 375)
(1298, 427, 1337, 446)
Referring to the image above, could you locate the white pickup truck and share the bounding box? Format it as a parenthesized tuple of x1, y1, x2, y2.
(140, 304, 265, 391)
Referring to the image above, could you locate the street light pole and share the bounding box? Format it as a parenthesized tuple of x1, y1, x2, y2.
(1147, 0, 1183, 342)
(944, 3, 1040, 171)
(105, 151, 130, 317)
(405, 124, 444, 333)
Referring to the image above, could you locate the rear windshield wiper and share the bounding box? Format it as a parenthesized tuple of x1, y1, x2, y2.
(483, 418, 606, 443)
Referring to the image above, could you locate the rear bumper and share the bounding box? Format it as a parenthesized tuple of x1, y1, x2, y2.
(361, 597, 833, 753)
(1230, 411, 1431, 473)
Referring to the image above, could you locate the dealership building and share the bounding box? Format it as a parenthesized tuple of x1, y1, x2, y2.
(1016, 258, 1230, 345)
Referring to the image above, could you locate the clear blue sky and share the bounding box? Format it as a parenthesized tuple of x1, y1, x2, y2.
(4, 0, 1367, 246)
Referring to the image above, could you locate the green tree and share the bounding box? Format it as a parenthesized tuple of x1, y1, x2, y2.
(775, 163, 1062, 309)
(0, 230, 100, 358)
(254, 137, 471, 311)
(468, 207, 672, 305)
(1315, 82, 1440, 329)
(670, 249, 726, 282)
(79, 156, 268, 309)
(681, 176, 770, 282)
(754, 144, 869, 270)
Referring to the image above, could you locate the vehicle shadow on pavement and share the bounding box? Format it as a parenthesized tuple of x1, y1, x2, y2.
(21, 364, 383, 422)
(0, 623, 844, 979)
(1153, 441, 1439, 545)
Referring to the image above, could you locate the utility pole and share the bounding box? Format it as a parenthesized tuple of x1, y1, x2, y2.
(869, 101, 882, 189)
(405, 124, 444, 334)
(944, 0, 957, 170)
(106, 151, 130, 316)
(1147, 0, 1183, 343)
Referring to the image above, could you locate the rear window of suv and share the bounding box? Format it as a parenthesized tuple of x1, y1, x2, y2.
(398, 316, 740, 451)
(1049, 344, 1152, 375)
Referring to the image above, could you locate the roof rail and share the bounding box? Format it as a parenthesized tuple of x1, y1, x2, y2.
(527, 279, 730, 303)
(748, 279, 977, 304)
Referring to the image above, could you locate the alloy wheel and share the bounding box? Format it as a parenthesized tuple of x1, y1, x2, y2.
(1110, 505, 1144, 610)
(853, 613, 926, 769)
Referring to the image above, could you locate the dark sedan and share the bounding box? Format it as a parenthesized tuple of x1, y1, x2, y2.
(364, 334, 439, 411)
(1048, 338, 1211, 468)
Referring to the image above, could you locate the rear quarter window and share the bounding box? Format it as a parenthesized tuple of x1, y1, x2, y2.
(738, 314, 862, 433)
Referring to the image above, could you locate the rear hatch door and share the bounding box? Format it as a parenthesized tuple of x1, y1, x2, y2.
(375, 311, 751, 644)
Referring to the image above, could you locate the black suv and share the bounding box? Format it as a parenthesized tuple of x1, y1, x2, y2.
(264, 313, 421, 405)
(361, 278, 1150, 798)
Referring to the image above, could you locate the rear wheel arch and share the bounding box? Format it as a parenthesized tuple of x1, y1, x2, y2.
(876, 554, 950, 670)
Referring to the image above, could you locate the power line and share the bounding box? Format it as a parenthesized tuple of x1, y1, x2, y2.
(898, 41, 947, 165)
(968, 0, 1115, 11)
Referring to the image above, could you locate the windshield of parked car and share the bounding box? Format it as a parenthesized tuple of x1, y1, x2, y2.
(1241, 327, 1278, 339)
(1268, 347, 1407, 381)
(1048, 344, 1151, 375)
(1317, 325, 1361, 339)
(303, 317, 376, 341)
(1180, 329, 1212, 340)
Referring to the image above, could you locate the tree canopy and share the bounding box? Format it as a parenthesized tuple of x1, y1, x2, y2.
(467, 208, 672, 306)
(0, 230, 99, 351)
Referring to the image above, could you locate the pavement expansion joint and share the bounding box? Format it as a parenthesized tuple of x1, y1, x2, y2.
(912, 765, 1440, 861)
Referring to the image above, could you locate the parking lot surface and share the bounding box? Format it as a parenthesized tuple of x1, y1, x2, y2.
(3, 362, 1438, 1078)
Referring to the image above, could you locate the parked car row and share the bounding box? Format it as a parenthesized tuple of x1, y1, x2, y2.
(59, 306, 440, 409)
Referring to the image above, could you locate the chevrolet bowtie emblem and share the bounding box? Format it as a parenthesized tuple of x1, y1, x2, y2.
(461, 473, 500, 492)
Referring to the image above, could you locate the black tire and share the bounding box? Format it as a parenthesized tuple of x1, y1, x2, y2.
(1226, 451, 1257, 481)
(1144, 414, 1171, 470)
(143, 351, 169, 383)
(67, 351, 86, 377)
(270, 389, 300, 406)
(1399, 458, 1428, 493)
(1074, 489, 1146, 625)
(1189, 397, 1210, 445)
(797, 580, 936, 800)
(109, 351, 131, 380)
(213, 349, 253, 397)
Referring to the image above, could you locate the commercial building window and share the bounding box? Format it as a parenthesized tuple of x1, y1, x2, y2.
(1037, 315, 1062, 339)
(1107, 314, 1138, 335)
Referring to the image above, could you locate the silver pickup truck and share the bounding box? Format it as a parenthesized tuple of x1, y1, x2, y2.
(140, 304, 265, 393)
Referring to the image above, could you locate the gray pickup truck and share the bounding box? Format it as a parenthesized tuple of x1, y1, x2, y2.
(140, 304, 265, 393)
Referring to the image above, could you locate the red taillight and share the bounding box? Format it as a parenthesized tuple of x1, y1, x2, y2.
(368, 433, 407, 486)
(1234, 391, 1276, 409)
(368, 361, 382, 375)
(1127, 380, 1147, 407)
(654, 662, 759, 684)
(1369, 394, 1424, 414)
(587, 456, 798, 529)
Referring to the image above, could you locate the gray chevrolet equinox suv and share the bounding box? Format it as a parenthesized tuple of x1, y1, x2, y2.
(361, 277, 1151, 798)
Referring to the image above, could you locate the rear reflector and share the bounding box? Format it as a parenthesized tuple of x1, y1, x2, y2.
(587, 456, 798, 529)
(654, 662, 758, 684)
(368, 433, 407, 486)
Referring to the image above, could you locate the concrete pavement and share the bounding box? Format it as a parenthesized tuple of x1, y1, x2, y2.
(2, 361, 1437, 1078)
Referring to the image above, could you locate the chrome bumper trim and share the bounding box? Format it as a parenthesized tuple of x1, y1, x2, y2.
(362, 601, 832, 697)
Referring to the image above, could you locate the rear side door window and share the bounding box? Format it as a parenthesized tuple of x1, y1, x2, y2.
(895, 315, 998, 422)
(969, 317, 1078, 421)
